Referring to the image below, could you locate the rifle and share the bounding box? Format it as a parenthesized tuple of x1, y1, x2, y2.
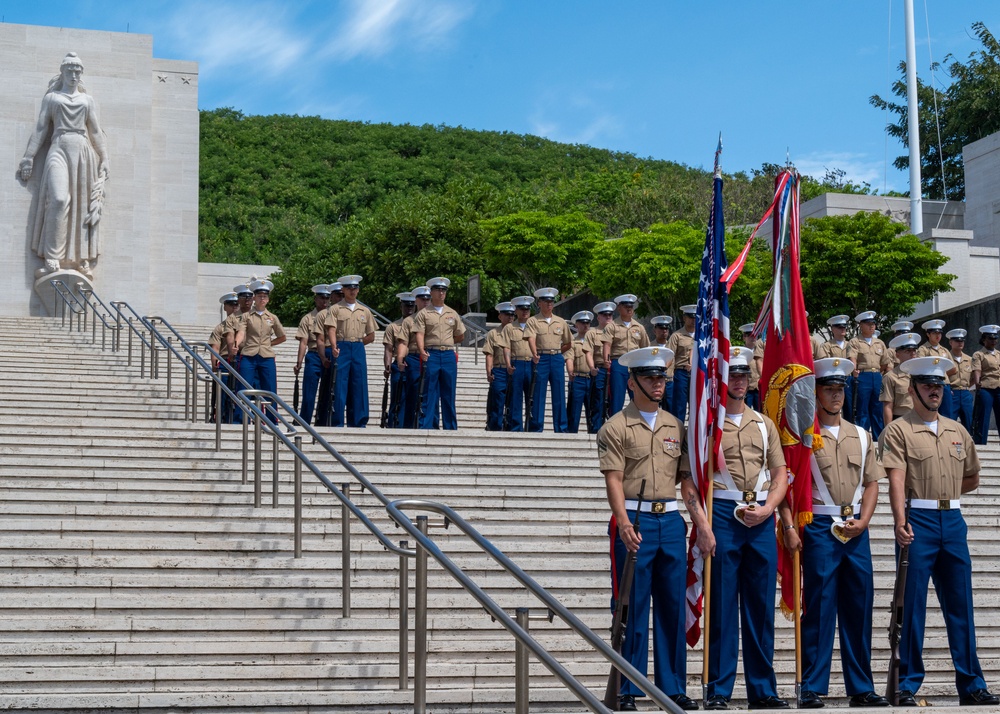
(602, 366, 611, 421)
(502, 366, 516, 431)
(226, 355, 240, 424)
(414, 357, 429, 428)
(391, 366, 405, 426)
(886, 494, 912, 705)
(379, 371, 390, 428)
(525, 362, 538, 427)
(603, 479, 647, 709)
(293, 370, 300, 413)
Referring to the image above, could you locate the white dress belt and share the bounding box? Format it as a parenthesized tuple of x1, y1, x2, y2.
(812, 503, 860, 517)
(624, 499, 678, 513)
(910, 498, 960, 510)
(714, 489, 766, 503)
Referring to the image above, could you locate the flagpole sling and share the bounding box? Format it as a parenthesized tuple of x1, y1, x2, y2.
(701, 434, 715, 708)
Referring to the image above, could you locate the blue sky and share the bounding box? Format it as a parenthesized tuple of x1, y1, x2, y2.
(6, 1, 997, 192)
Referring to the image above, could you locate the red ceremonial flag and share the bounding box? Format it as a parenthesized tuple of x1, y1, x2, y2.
(756, 169, 818, 616)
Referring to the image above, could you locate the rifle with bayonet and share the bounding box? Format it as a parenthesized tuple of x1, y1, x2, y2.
(414, 357, 429, 428)
(525, 362, 538, 427)
(886, 493, 912, 705)
(602, 366, 611, 422)
(293, 369, 300, 413)
(501, 366, 516, 431)
(603, 479, 646, 709)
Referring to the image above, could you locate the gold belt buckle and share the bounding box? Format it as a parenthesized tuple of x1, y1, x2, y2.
(743, 490, 756, 503)
(939, 499, 951, 510)
(841, 504, 854, 517)
(652, 502, 666, 514)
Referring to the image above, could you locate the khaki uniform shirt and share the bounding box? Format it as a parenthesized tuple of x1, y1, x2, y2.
(501, 322, 533, 360)
(209, 321, 230, 359)
(295, 309, 322, 352)
(583, 328, 610, 368)
(950, 352, 973, 389)
(716, 410, 786, 491)
(972, 349, 1000, 389)
(323, 302, 377, 343)
(917, 342, 953, 364)
(397, 314, 420, 355)
(605, 318, 650, 360)
(879, 412, 979, 500)
(880, 366, 912, 416)
(482, 327, 507, 366)
(567, 337, 589, 374)
(849, 337, 892, 372)
(413, 305, 465, 349)
(597, 402, 690, 500)
(233, 310, 285, 358)
(383, 319, 403, 349)
(525, 315, 572, 353)
(814, 421, 883, 505)
(815, 339, 856, 361)
(666, 330, 694, 372)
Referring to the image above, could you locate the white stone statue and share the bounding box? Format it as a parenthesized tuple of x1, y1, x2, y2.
(18, 52, 109, 280)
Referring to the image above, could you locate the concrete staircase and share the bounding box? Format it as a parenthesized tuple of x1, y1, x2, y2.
(1, 315, 999, 712)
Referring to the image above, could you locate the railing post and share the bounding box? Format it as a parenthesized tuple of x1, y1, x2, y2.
(140, 328, 147, 378)
(203, 375, 211, 422)
(399, 540, 410, 691)
(414, 515, 429, 714)
(127, 318, 134, 366)
(254, 398, 262, 508)
(271, 409, 279, 508)
(293, 435, 303, 558)
(515, 608, 530, 714)
(191, 353, 199, 421)
(166, 337, 173, 398)
(342, 483, 351, 618)
(215, 377, 222, 451)
(241, 405, 249, 485)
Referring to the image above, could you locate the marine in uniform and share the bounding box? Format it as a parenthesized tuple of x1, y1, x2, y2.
(917, 319, 957, 418)
(413, 277, 465, 430)
(525, 287, 572, 432)
(815, 315, 856, 422)
(383, 292, 415, 428)
(890, 321, 914, 367)
(483, 301, 515, 431)
(947, 329, 974, 431)
(601, 295, 649, 418)
(848, 311, 891, 437)
(227, 279, 286, 421)
(293, 284, 331, 424)
(665, 305, 695, 423)
(209, 292, 239, 423)
(395, 286, 433, 429)
(500, 296, 536, 432)
(313, 281, 342, 427)
(705, 347, 789, 711)
(324, 274, 377, 427)
(651, 315, 673, 413)
(879, 357, 998, 707)
(779, 358, 889, 709)
(881, 333, 919, 425)
(971, 324, 1000, 445)
(565, 311, 594, 434)
(585, 302, 615, 433)
(740, 323, 763, 412)
(597, 346, 712, 712)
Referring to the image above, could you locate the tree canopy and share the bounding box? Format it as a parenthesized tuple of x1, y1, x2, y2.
(870, 21, 1000, 200)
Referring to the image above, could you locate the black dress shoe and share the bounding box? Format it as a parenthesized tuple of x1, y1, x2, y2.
(670, 693, 699, 710)
(895, 690, 917, 707)
(705, 695, 729, 710)
(798, 690, 824, 708)
(748, 695, 789, 710)
(850, 691, 889, 707)
(960, 689, 1000, 706)
(619, 694, 638, 711)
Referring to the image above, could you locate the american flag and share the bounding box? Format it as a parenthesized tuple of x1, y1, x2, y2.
(685, 137, 730, 647)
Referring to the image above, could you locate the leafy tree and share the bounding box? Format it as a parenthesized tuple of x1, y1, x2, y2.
(870, 21, 1000, 200)
(480, 211, 604, 295)
(587, 222, 705, 317)
(797, 212, 955, 331)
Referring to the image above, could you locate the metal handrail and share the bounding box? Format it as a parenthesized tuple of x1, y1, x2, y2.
(387, 500, 683, 714)
(49, 279, 86, 330)
(461, 316, 487, 365)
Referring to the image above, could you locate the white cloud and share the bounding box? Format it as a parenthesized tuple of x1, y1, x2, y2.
(793, 151, 905, 193)
(326, 0, 473, 60)
(529, 89, 623, 147)
(165, 1, 310, 77)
